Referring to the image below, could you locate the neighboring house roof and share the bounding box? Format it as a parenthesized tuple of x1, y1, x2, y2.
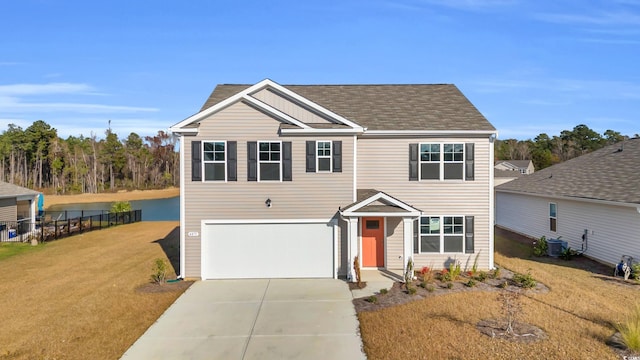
(496, 160, 532, 169)
(0, 181, 39, 200)
(496, 138, 640, 204)
(197, 82, 496, 132)
(494, 169, 523, 178)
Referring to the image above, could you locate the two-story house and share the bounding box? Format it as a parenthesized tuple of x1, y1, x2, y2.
(170, 79, 497, 281)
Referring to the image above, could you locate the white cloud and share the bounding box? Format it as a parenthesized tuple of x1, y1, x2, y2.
(534, 10, 640, 26)
(0, 95, 157, 114)
(0, 82, 96, 96)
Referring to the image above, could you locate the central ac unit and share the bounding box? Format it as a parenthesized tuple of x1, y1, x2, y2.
(547, 239, 568, 257)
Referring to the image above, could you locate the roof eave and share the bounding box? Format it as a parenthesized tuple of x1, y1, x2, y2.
(361, 130, 498, 137)
(496, 188, 640, 209)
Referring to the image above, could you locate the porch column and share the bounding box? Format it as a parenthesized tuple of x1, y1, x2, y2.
(402, 217, 414, 276)
(30, 197, 37, 232)
(347, 217, 359, 282)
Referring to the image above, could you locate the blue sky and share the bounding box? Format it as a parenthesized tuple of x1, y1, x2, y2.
(1, 0, 639, 140)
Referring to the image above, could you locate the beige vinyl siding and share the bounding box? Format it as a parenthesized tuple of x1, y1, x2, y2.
(385, 217, 404, 270)
(252, 88, 334, 124)
(357, 137, 492, 270)
(497, 192, 640, 266)
(183, 101, 354, 277)
(0, 198, 17, 222)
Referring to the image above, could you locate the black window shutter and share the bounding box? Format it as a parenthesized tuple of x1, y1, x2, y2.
(306, 141, 316, 172)
(465, 143, 475, 181)
(413, 219, 419, 254)
(409, 144, 418, 181)
(465, 216, 475, 254)
(191, 141, 202, 181)
(283, 141, 292, 181)
(227, 141, 237, 181)
(247, 142, 257, 181)
(332, 141, 342, 173)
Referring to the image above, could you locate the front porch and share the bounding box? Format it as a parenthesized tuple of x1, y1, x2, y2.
(340, 189, 421, 282)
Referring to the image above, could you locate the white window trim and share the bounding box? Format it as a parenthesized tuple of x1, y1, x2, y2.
(202, 140, 227, 182)
(549, 202, 557, 232)
(316, 140, 332, 173)
(257, 140, 282, 182)
(418, 215, 465, 254)
(418, 143, 465, 181)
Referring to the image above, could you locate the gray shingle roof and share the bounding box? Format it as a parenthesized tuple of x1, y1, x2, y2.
(494, 169, 524, 178)
(200, 84, 495, 131)
(0, 181, 39, 199)
(496, 138, 640, 204)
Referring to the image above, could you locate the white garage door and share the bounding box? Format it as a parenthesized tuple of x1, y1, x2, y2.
(202, 222, 334, 279)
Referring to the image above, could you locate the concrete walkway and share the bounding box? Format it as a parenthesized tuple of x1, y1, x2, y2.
(121, 279, 366, 360)
(350, 269, 403, 298)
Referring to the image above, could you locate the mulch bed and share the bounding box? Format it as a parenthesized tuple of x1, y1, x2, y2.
(353, 267, 549, 313)
(136, 280, 193, 294)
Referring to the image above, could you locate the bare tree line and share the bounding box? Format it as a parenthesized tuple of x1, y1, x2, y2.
(0, 120, 179, 193)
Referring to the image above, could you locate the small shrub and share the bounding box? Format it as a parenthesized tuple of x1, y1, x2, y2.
(404, 258, 414, 285)
(616, 305, 640, 352)
(533, 235, 548, 257)
(419, 282, 427, 288)
(474, 271, 488, 282)
(471, 251, 481, 275)
(449, 260, 462, 281)
(498, 281, 508, 289)
(426, 284, 435, 292)
(560, 246, 578, 260)
(420, 266, 434, 283)
(379, 288, 388, 295)
(492, 267, 501, 279)
(150, 258, 168, 285)
(513, 270, 537, 289)
(366, 295, 378, 303)
(466, 279, 477, 287)
(439, 268, 451, 282)
(110, 201, 132, 213)
(446, 282, 454, 289)
(633, 263, 640, 281)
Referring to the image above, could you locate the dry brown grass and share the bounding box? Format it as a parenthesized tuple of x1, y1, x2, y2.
(44, 187, 180, 208)
(0, 221, 189, 360)
(358, 233, 640, 359)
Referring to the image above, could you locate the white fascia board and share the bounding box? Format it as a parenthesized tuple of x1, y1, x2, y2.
(202, 218, 333, 225)
(341, 211, 422, 217)
(495, 189, 640, 209)
(267, 81, 364, 130)
(15, 194, 38, 201)
(344, 192, 420, 213)
(241, 95, 310, 129)
(169, 127, 198, 135)
(279, 128, 362, 135)
(170, 79, 275, 130)
(362, 130, 498, 137)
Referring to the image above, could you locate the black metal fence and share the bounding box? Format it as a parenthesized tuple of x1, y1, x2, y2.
(0, 210, 142, 243)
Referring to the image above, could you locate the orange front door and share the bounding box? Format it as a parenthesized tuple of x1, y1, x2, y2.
(362, 217, 384, 267)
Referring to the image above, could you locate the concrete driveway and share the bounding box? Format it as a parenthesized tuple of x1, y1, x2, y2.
(121, 279, 366, 360)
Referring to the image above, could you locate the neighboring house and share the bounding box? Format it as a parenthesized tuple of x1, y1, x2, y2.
(496, 138, 640, 266)
(494, 160, 533, 186)
(170, 79, 497, 281)
(495, 160, 534, 174)
(0, 181, 39, 241)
